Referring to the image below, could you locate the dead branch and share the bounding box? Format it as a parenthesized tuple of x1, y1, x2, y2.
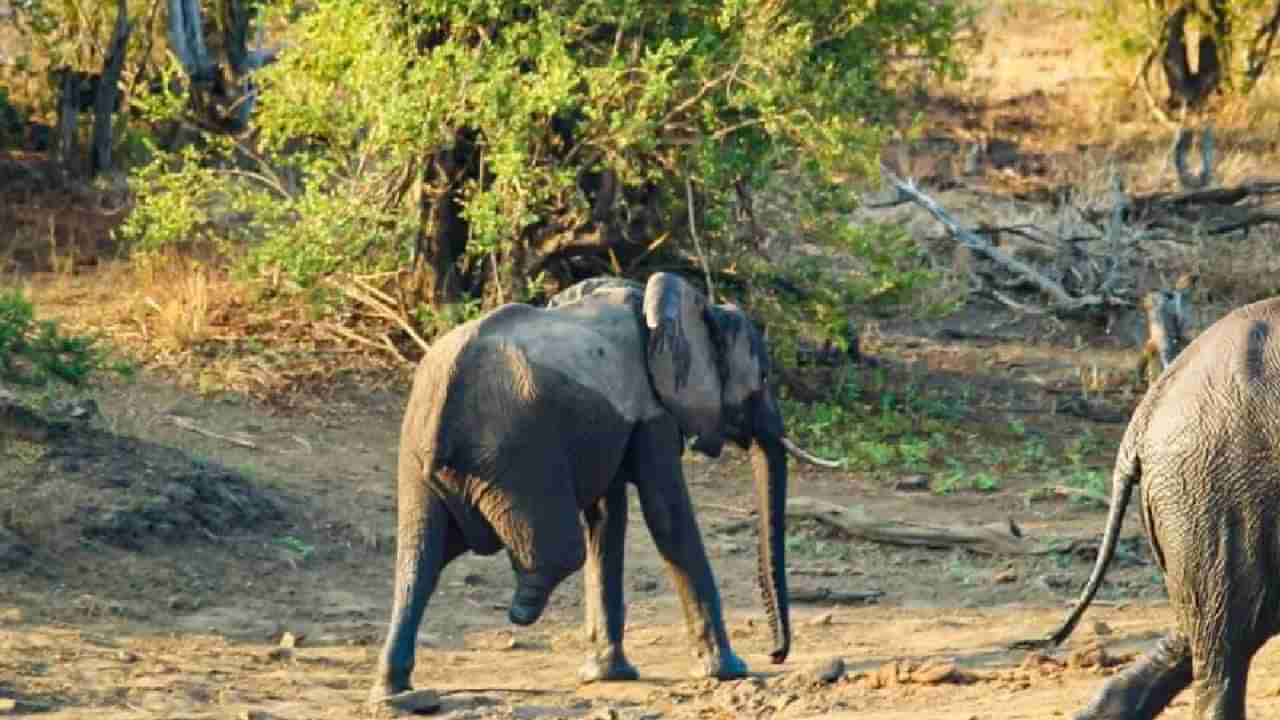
(786, 496, 1048, 557)
(882, 169, 1116, 316)
(167, 414, 258, 449)
(790, 588, 885, 605)
(1172, 126, 1214, 190)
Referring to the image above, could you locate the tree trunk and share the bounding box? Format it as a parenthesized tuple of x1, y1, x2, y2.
(90, 0, 133, 178)
(1162, 3, 1224, 109)
(54, 70, 80, 179)
(413, 131, 476, 306)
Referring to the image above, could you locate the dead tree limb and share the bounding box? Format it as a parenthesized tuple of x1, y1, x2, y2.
(786, 496, 1048, 557)
(882, 168, 1117, 316)
(1172, 126, 1214, 190)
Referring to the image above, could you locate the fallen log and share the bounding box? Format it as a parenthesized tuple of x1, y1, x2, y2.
(790, 587, 885, 605)
(786, 496, 1048, 556)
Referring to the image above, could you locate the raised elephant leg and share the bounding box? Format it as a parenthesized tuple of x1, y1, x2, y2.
(371, 492, 467, 702)
(579, 479, 638, 683)
(630, 418, 747, 680)
(493, 452, 588, 626)
(1074, 630, 1192, 720)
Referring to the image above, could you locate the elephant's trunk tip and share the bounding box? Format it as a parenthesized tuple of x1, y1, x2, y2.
(781, 436, 844, 469)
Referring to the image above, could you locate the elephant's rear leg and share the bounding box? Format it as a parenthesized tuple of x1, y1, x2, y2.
(579, 479, 638, 683)
(1074, 630, 1192, 720)
(372, 493, 467, 702)
(489, 454, 587, 626)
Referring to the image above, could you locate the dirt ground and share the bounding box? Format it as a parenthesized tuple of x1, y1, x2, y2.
(8, 4, 1280, 720)
(6, 303, 1278, 720)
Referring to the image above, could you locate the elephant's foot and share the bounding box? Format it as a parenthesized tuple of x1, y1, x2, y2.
(578, 646, 640, 684)
(1073, 633, 1191, 720)
(691, 648, 749, 680)
(509, 580, 552, 626)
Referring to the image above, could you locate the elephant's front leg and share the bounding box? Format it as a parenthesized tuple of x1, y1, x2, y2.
(579, 479, 639, 683)
(631, 419, 747, 680)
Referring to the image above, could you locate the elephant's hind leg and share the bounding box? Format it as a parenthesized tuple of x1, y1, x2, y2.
(1074, 630, 1192, 720)
(579, 479, 639, 683)
(372, 493, 467, 702)
(491, 452, 587, 626)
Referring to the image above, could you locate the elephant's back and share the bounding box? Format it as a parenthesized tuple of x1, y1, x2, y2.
(1138, 296, 1280, 477)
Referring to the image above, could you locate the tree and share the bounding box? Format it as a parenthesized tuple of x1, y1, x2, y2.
(1091, 0, 1280, 112)
(123, 0, 970, 317)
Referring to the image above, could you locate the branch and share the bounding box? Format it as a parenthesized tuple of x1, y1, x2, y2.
(686, 178, 715, 303)
(880, 168, 1109, 314)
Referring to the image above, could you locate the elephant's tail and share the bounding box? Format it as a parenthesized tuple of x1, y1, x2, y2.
(1010, 450, 1140, 651)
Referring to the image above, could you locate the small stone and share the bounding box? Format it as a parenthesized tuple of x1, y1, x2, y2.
(1039, 574, 1072, 591)
(895, 475, 929, 492)
(0, 699, 15, 714)
(1068, 642, 1109, 669)
(239, 712, 276, 720)
(993, 568, 1018, 584)
(1091, 621, 1113, 636)
(0, 608, 22, 624)
(587, 709, 617, 720)
(808, 656, 846, 684)
(809, 611, 834, 626)
(913, 661, 958, 685)
(632, 578, 659, 593)
(265, 647, 293, 662)
(375, 689, 441, 714)
(167, 595, 197, 612)
(116, 650, 138, 663)
(875, 660, 902, 688)
(279, 631, 303, 649)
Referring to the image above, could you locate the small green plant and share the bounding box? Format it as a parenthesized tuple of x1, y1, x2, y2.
(273, 535, 315, 561)
(0, 290, 129, 387)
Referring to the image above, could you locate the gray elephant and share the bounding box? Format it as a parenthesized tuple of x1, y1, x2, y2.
(370, 272, 834, 704)
(1018, 296, 1280, 719)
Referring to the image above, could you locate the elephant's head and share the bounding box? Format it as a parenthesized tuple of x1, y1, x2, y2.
(642, 272, 839, 664)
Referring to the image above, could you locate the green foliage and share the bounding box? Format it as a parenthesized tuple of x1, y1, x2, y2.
(123, 0, 972, 332)
(0, 290, 129, 387)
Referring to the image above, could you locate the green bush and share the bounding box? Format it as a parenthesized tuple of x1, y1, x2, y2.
(122, 0, 974, 328)
(0, 290, 128, 387)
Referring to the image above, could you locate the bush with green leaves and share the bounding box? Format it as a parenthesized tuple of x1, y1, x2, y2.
(122, 0, 972, 331)
(0, 290, 126, 387)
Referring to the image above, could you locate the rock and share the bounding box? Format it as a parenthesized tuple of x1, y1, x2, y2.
(167, 594, 198, 612)
(809, 611, 834, 626)
(872, 660, 902, 688)
(279, 631, 304, 649)
(0, 608, 22, 624)
(1068, 642, 1110, 669)
(116, 650, 138, 663)
(374, 689, 441, 715)
(0, 699, 15, 715)
(265, 647, 293, 662)
(894, 475, 929, 492)
(1039, 573, 1072, 591)
(0, 526, 31, 571)
(587, 709, 617, 720)
(632, 578, 659, 593)
(808, 656, 846, 684)
(1091, 620, 1113, 636)
(993, 568, 1018, 584)
(913, 661, 959, 685)
(239, 712, 277, 720)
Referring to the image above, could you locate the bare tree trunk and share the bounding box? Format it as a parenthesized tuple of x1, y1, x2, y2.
(90, 0, 133, 178)
(1162, 4, 1224, 109)
(413, 131, 476, 305)
(54, 70, 80, 179)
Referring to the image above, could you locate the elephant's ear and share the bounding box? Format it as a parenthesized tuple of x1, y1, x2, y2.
(643, 273, 724, 452)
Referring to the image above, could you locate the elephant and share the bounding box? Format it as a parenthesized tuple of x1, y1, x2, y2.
(1017, 296, 1280, 719)
(370, 272, 836, 705)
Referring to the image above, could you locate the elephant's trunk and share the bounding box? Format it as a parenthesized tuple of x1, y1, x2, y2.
(749, 433, 790, 664)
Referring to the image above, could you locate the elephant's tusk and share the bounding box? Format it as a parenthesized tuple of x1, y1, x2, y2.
(781, 437, 844, 469)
